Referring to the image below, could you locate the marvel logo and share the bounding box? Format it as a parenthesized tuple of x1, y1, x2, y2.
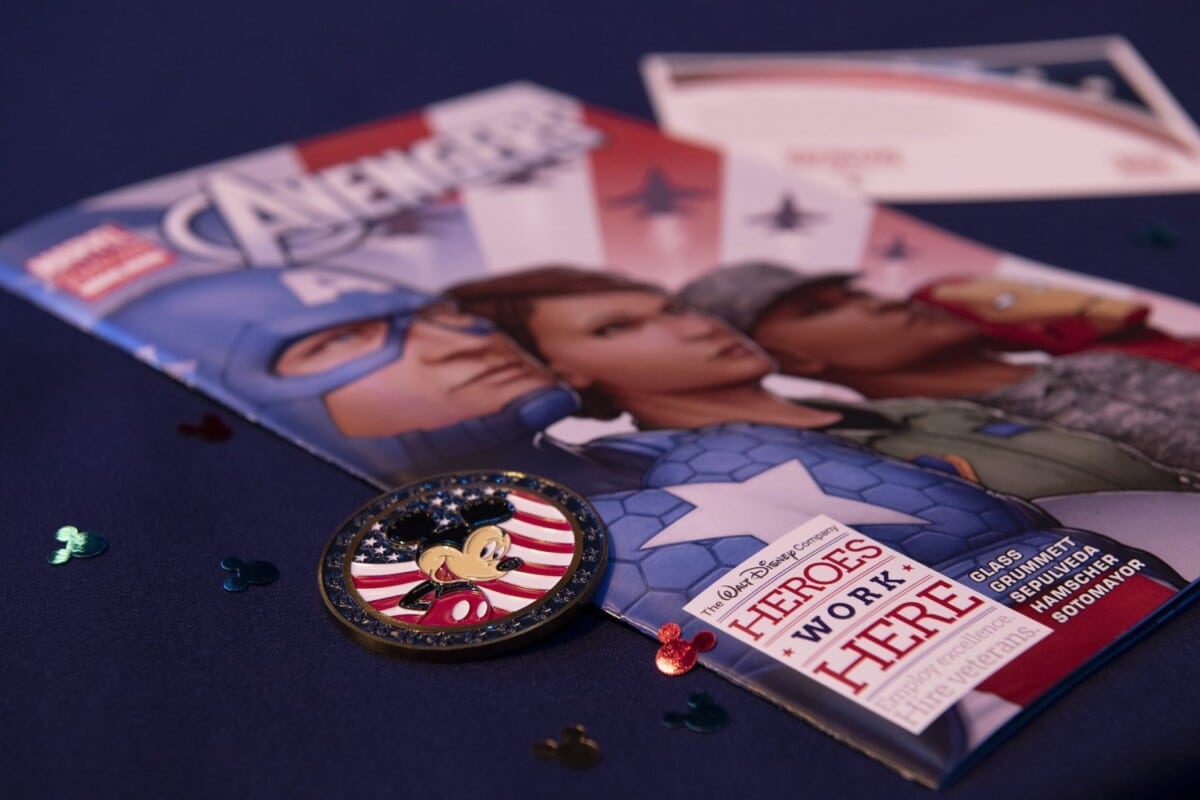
(26, 224, 175, 300)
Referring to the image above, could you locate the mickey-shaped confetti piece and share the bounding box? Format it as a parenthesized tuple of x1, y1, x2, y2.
(533, 724, 601, 769)
(655, 622, 717, 676)
(177, 413, 233, 442)
(663, 692, 729, 734)
(220, 557, 280, 592)
(48, 525, 108, 565)
(1130, 220, 1179, 250)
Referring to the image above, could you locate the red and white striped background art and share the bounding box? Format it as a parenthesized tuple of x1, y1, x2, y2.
(349, 490, 576, 621)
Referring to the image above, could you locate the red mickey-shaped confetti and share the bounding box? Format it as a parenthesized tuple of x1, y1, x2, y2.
(655, 622, 717, 676)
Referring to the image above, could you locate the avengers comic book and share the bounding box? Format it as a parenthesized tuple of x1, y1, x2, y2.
(3, 82, 1199, 787)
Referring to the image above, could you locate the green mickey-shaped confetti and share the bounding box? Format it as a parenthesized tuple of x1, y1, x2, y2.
(48, 525, 109, 564)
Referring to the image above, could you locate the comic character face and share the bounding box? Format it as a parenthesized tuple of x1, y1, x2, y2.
(925, 279, 1145, 332)
(275, 304, 555, 437)
(417, 525, 520, 583)
(752, 282, 978, 374)
(524, 290, 773, 395)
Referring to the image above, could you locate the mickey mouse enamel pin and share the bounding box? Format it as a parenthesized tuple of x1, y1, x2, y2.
(319, 471, 608, 656)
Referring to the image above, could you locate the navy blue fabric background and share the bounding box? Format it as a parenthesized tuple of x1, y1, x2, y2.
(2, 2, 1199, 797)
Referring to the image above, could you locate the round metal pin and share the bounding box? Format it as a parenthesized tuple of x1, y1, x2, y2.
(319, 471, 607, 657)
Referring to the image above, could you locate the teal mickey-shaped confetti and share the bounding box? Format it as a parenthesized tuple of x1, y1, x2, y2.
(220, 557, 280, 592)
(1130, 219, 1180, 250)
(48, 525, 109, 565)
(663, 691, 729, 733)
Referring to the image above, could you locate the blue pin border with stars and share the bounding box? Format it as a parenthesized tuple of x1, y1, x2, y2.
(318, 470, 608, 657)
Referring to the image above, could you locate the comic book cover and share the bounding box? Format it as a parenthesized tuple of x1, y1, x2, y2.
(3, 82, 1199, 787)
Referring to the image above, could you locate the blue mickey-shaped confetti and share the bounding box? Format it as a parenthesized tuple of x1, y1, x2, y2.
(48, 525, 108, 565)
(220, 557, 280, 592)
(662, 691, 729, 733)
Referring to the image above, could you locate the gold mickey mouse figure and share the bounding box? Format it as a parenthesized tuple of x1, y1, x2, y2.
(533, 724, 601, 769)
(387, 495, 524, 627)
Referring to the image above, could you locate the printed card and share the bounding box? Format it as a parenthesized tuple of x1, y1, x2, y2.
(685, 515, 1053, 733)
(645, 38, 1200, 201)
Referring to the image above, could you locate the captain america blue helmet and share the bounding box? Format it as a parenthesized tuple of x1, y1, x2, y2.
(102, 265, 578, 482)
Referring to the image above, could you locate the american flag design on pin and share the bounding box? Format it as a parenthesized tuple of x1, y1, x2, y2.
(319, 471, 607, 656)
(349, 489, 577, 621)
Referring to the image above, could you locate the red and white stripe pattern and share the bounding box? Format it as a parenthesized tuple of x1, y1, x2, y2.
(349, 490, 576, 621)
(336, 84, 873, 292)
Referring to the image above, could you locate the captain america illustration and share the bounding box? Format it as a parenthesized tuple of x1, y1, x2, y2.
(446, 264, 1186, 757)
(101, 264, 614, 491)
